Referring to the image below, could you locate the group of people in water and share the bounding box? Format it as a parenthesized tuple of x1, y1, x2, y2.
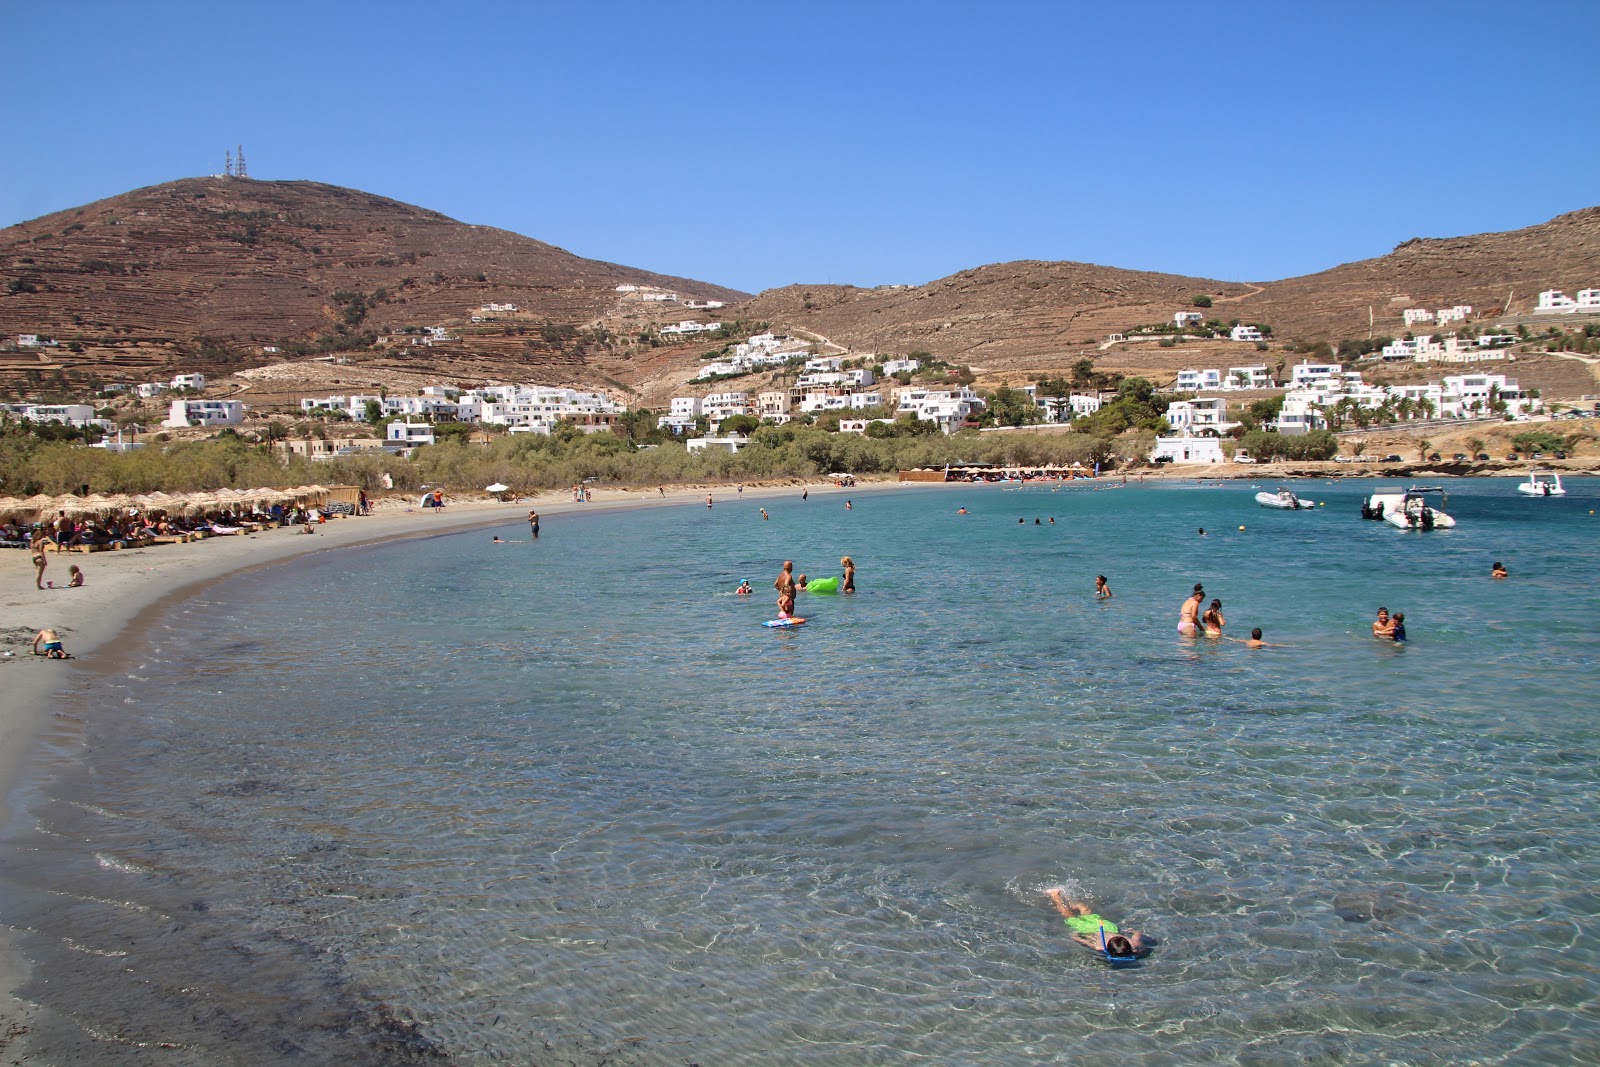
(760, 557, 856, 619)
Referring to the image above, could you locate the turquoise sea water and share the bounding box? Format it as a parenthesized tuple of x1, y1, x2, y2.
(5, 478, 1600, 1065)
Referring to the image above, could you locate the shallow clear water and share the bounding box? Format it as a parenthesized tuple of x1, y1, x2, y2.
(6, 479, 1600, 1065)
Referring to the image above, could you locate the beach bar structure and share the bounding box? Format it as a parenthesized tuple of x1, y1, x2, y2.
(900, 464, 1091, 483)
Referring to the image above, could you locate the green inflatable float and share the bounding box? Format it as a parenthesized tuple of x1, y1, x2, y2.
(806, 576, 840, 594)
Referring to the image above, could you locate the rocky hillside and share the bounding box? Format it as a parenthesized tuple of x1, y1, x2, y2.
(3, 177, 1595, 405)
(724, 208, 1600, 373)
(0, 177, 746, 390)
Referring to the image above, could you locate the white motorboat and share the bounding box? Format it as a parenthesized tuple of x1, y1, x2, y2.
(1256, 488, 1314, 510)
(1362, 486, 1455, 529)
(1516, 470, 1565, 497)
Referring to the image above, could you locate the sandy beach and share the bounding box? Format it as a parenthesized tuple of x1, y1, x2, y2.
(0, 476, 895, 1056)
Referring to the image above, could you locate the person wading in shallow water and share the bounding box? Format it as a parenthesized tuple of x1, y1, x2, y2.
(774, 560, 797, 619)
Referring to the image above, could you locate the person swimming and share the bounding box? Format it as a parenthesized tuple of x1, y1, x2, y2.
(1095, 575, 1112, 599)
(1391, 612, 1407, 642)
(736, 579, 753, 595)
(1045, 888, 1151, 960)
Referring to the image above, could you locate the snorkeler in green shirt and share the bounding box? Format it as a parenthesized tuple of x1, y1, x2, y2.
(1046, 887, 1152, 958)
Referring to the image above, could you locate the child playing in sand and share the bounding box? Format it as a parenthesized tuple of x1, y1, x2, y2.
(32, 628, 72, 659)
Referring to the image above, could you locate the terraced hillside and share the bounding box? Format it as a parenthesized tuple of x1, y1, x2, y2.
(0, 177, 746, 391)
(725, 209, 1600, 372)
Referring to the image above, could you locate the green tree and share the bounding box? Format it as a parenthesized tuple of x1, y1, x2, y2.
(1192, 294, 1212, 308)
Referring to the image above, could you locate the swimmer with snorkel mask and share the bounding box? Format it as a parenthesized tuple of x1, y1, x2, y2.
(1046, 887, 1153, 965)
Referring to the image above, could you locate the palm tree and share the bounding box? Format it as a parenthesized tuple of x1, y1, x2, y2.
(1417, 438, 1433, 462)
(1467, 436, 1486, 457)
(1352, 440, 1368, 459)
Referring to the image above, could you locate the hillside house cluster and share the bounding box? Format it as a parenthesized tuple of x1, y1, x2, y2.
(1403, 305, 1473, 326)
(659, 320, 722, 340)
(693, 332, 811, 380)
(614, 285, 725, 310)
(662, 376, 991, 437)
(1535, 289, 1600, 314)
(300, 384, 624, 440)
(1175, 366, 1277, 392)
(1264, 362, 1536, 435)
(3, 403, 107, 430)
(1378, 334, 1512, 363)
(1153, 362, 1539, 463)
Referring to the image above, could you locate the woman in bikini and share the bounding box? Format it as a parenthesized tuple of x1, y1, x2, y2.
(1178, 588, 1204, 635)
(31, 532, 49, 590)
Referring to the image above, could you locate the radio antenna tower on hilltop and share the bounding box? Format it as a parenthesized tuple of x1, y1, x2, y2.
(224, 148, 233, 177)
(236, 144, 248, 178)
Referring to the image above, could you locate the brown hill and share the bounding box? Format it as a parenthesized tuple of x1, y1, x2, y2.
(3, 177, 1596, 408)
(723, 209, 1600, 379)
(1224, 207, 1600, 340)
(0, 177, 747, 391)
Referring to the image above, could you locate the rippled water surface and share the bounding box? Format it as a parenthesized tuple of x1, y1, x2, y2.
(6, 479, 1600, 1065)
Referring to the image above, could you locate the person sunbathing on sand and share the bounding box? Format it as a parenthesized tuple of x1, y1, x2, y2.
(1045, 888, 1152, 958)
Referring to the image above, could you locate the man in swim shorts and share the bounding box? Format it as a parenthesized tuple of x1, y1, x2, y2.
(1046, 888, 1151, 957)
(774, 561, 797, 619)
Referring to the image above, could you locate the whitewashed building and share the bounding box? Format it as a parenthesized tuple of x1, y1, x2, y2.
(387, 421, 435, 446)
(1150, 435, 1226, 464)
(701, 392, 752, 420)
(1223, 365, 1274, 390)
(1176, 368, 1223, 391)
(171, 373, 206, 391)
(1536, 290, 1579, 314)
(1290, 362, 1343, 387)
(1403, 308, 1435, 326)
(163, 399, 244, 428)
(893, 387, 985, 434)
(7, 403, 101, 428)
(686, 434, 749, 453)
(1174, 311, 1205, 327)
(1162, 397, 1235, 435)
(1230, 325, 1264, 342)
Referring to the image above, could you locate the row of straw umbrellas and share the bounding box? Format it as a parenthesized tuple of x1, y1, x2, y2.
(0, 485, 332, 518)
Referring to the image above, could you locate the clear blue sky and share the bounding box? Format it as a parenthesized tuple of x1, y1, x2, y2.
(4, 1, 1595, 294)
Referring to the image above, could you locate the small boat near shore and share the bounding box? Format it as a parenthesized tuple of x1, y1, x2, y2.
(1517, 470, 1565, 497)
(1362, 486, 1455, 529)
(1256, 488, 1314, 510)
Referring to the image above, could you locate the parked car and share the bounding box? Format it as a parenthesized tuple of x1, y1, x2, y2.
(1384, 454, 1403, 462)
(1427, 452, 1441, 462)
(1531, 452, 1544, 459)
(1476, 453, 1490, 461)
(1555, 451, 1567, 459)
(1452, 453, 1467, 461)
(1506, 453, 1520, 461)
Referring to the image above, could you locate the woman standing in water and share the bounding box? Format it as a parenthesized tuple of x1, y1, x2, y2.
(841, 556, 856, 593)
